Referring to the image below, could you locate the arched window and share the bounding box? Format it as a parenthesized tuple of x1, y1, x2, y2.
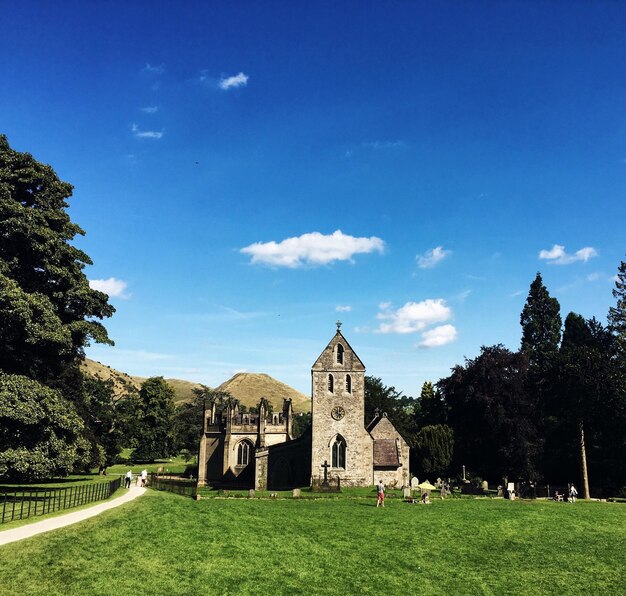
(328, 374, 334, 393)
(237, 441, 252, 466)
(336, 343, 344, 364)
(346, 374, 352, 394)
(332, 436, 346, 469)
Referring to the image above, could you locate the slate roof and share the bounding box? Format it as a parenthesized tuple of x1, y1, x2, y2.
(373, 439, 400, 467)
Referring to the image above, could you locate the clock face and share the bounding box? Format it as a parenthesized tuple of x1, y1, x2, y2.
(331, 406, 345, 421)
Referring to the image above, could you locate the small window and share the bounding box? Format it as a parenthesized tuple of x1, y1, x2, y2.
(332, 437, 346, 468)
(328, 374, 334, 393)
(346, 374, 352, 394)
(336, 344, 344, 364)
(237, 441, 251, 466)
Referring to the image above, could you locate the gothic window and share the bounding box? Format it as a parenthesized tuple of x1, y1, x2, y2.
(346, 374, 352, 394)
(328, 374, 334, 393)
(336, 343, 344, 364)
(237, 441, 252, 466)
(331, 436, 346, 469)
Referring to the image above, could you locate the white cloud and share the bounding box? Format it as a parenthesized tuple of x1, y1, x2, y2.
(142, 63, 164, 74)
(419, 324, 458, 348)
(361, 140, 405, 149)
(336, 305, 352, 312)
(539, 244, 598, 265)
(376, 299, 452, 334)
(89, 277, 128, 298)
(140, 106, 158, 114)
(131, 124, 163, 139)
(241, 230, 385, 268)
(586, 272, 601, 282)
(219, 72, 249, 90)
(417, 246, 452, 269)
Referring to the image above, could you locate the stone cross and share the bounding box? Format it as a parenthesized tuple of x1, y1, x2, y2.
(321, 460, 330, 484)
(336, 320, 342, 331)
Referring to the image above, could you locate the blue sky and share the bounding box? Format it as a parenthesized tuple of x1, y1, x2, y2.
(2, 1, 625, 395)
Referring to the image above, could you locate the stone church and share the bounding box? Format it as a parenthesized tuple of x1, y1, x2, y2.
(197, 325, 410, 489)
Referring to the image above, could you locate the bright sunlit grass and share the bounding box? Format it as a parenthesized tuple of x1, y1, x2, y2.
(0, 491, 624, 595)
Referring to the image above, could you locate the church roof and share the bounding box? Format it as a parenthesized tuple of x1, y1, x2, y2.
(311, 326, 365, 371)
(373, 439, 400, 468)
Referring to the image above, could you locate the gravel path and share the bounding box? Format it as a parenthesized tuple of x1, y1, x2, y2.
(0, 486, 146, 546)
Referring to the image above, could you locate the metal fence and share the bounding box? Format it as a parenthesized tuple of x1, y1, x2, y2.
(1, 477, 122, 524)
(149, 474, 197, 498)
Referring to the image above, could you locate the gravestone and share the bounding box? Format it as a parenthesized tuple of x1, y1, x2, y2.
(248, 489, 255, 498)
(292, 488, 301, 498)
(403, 486, 412, 499)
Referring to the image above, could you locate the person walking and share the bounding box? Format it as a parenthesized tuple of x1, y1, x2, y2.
(376, 480, 385, 508)
(569, 484, 578, 503)
(125, 470, 132, 489)
(141, 469, 148, 487)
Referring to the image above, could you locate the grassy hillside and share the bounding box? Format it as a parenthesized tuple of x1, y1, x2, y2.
(81, 359, 310, 411)
(217, 372, 311, 413)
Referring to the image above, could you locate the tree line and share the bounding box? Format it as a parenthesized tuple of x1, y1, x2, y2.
(367, 269, 626, 498)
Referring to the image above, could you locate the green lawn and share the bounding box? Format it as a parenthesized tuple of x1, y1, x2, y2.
(0, 491, 624, 595)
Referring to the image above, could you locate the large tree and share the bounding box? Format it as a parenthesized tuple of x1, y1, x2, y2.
(520, 272, 562, 372)
(0, 135, 114, 385)
(132, 377, 176, 461)
(0, 136, 115, 479)
(0, 373, 90, 480)
(608, 258, 626, 356)
(438, 345, 539, 482)
(414, 424, 454, 477)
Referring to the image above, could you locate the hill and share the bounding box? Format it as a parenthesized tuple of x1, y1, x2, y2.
(217, 373, 311, 413)
(81, 359, 203, 404)
(81, 360, 310, 411)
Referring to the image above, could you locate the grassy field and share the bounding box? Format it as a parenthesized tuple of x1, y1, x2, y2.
(0, 491, 624, 595)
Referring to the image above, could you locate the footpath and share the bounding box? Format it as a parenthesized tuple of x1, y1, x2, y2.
(0, 485, 146, 547)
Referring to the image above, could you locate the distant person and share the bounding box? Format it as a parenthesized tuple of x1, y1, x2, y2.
(421, 492, 430, 504)
(569, 484, 578, 503)
(376, 480, 385, 508)
(141, 469, 148, 487)
(125, 470, 132, 489)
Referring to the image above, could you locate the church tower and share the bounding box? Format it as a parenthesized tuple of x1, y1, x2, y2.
(310, 323, 374, 486)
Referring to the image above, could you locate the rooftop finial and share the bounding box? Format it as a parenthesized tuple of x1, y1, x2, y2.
(336, 320, 342, 331)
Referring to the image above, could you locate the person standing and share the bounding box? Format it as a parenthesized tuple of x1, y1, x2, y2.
(125, 470, 132, 489)
(376, 480, 385, 508)
(141, 469, 148, 487)
(569, 484, 578, 503)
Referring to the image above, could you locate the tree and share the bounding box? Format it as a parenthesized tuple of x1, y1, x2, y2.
(520, 272, 562, 371)
(438, 345, 539, 482)
(364, 376, 417, 443)
(0, 135, 114, 385)
(132, 377, 176, 461)
(608, 258, 626, 356)
(414, 424, 454, 476)
(0, 373, 90, 480)
(415, 381, 447, 427)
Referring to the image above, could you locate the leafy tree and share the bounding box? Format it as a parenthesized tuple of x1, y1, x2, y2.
(414, 424, 454, 476)
(0, 373, 90, 480)
(438, 345, 539, 482)
(132, 377, 176, 461)
(416, 381, 447, 427)
(608, 258, 626, 356)
(0, 135, 114, 385)
(364, 376, 417, 443)
(520, 272, 562, 371)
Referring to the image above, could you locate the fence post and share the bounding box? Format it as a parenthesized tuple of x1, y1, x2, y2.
(2, 491, 6, 524)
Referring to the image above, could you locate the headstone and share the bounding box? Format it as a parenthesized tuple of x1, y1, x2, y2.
(481, 480, 488, 491)
(248, 489, 255, 498)
(292, 488, 301, 498)
(403, 486, 412, 499)
(410, 476, 419, 489)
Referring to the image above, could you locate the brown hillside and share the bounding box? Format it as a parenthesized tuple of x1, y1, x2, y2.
(217, 373, 311, 413)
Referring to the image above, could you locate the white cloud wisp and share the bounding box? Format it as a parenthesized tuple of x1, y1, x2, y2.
(376, 299, 452, 334)
(241, 230, 385, 268)
(131, 124, 163, 139)
(219, 72, 249, 90)
(418, 324, 458, 348)
(417, 246, 451, 269)
(89, 277, 128, 298)
(539, 244, 598, 265)
(336, 305, 352, 312)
